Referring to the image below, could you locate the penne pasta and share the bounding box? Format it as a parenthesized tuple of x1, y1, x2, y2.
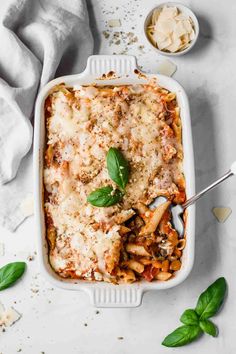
(125, 260, 144, 274)
(161, 260, 170, 272)
(134, 216, 145, 228)
(114, 209, 136, 224)
(47, 226, 56, 250)
(172, 122, 182, 142)
(119, 226, 131, 235)
(168, 255, 177, 262)
(165, 92, 176, 102)
(45, 145, 54, 166)
(155, 271, 172, 281)
(167, 232, 179, 246)
(117, 268, 136, 283)
(176, 239, 186, 250)
(126, 243, 151, 257)
(174, 248, 182, 258)
(140, 201, 171, 235)
(170, 260, 181, 271)
(139, 258, 153, 265)
(152, 260, 162, 269)
(135, 202, 150, 222)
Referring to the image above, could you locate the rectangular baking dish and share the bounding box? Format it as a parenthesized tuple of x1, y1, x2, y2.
(33, 55, 195, 307)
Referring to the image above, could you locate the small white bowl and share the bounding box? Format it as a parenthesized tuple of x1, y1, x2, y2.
(144, 2, 199, 56)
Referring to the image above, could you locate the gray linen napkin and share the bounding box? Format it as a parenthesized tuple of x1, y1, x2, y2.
(0, 0, 93, 231)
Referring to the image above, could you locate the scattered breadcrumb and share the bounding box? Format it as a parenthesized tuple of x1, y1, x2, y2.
(27, 255, 34, 261)
(95, 310, 100, 314)
(30, 288, 39, 294)
(102, 30, 110, 39)
(138, 45, 145, 52)
(106, 31, 139, 49)
(117, 336, 124, 340)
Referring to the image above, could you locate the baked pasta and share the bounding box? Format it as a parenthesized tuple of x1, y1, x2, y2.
(44, 83, 186, 283)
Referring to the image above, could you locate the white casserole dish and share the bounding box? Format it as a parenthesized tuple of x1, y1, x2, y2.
(34, 55, 195, 307)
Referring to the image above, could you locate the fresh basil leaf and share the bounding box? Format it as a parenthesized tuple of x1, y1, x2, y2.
(0, 262, 26, 291)
(195, 277, 227, 320)
(87, 186, 123, 207)
(180, 309, 199, 325)
(199, 320, 217, 337)
(162, 325, 202, 347)
(106, 147, 129, 190)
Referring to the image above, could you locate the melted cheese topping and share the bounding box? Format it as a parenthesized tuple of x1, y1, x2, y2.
(44, 84, 185, 283)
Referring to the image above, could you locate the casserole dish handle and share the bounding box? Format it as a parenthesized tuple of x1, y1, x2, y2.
(86, 287, 143, 308)
(84, 54, 138, 77)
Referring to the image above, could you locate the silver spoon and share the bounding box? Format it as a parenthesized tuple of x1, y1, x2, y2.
(172, 161, 236, 236)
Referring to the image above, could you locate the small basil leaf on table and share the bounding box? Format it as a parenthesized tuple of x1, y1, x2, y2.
(180, 309, 199, 325)
(162, 325, 202, 347)
(106, 147, 129, 190)
(87, 186, 123, 207)
(0, 262, 26, 291)
(195, 277, 227, 320)
(199, 320, 218, 337)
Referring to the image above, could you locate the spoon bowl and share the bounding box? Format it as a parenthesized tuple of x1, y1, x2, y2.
(170, 160, 236, 236)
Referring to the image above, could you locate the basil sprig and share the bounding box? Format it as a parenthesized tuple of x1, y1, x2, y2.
(162, 277, 227, 347)
(87, 148, 129, 207)
(0, 262, 26, 291)
(106, 147, 129, 191)
(87, 186, 123, 207)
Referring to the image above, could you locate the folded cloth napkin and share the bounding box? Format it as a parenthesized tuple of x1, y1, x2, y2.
(0, 0, 93, 231)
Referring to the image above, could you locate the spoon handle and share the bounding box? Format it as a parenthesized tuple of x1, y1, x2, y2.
(182, 169, 233, 209)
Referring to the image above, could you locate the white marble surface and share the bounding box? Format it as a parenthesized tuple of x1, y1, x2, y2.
(1, 0, 236, 353)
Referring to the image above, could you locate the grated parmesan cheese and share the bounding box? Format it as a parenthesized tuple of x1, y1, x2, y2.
(147, 6, 195, 53)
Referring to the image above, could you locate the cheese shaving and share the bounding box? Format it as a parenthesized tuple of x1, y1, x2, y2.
(147, 6, 195, 53)
(20, 193, 34, 217)
(212, 207, 232, 223)
(108, 19, 121, 28)
(0, 303, 21, 328)
(157, 60, 177, 77)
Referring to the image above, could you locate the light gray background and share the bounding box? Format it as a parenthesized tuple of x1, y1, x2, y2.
(1, 0, 236, 353)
